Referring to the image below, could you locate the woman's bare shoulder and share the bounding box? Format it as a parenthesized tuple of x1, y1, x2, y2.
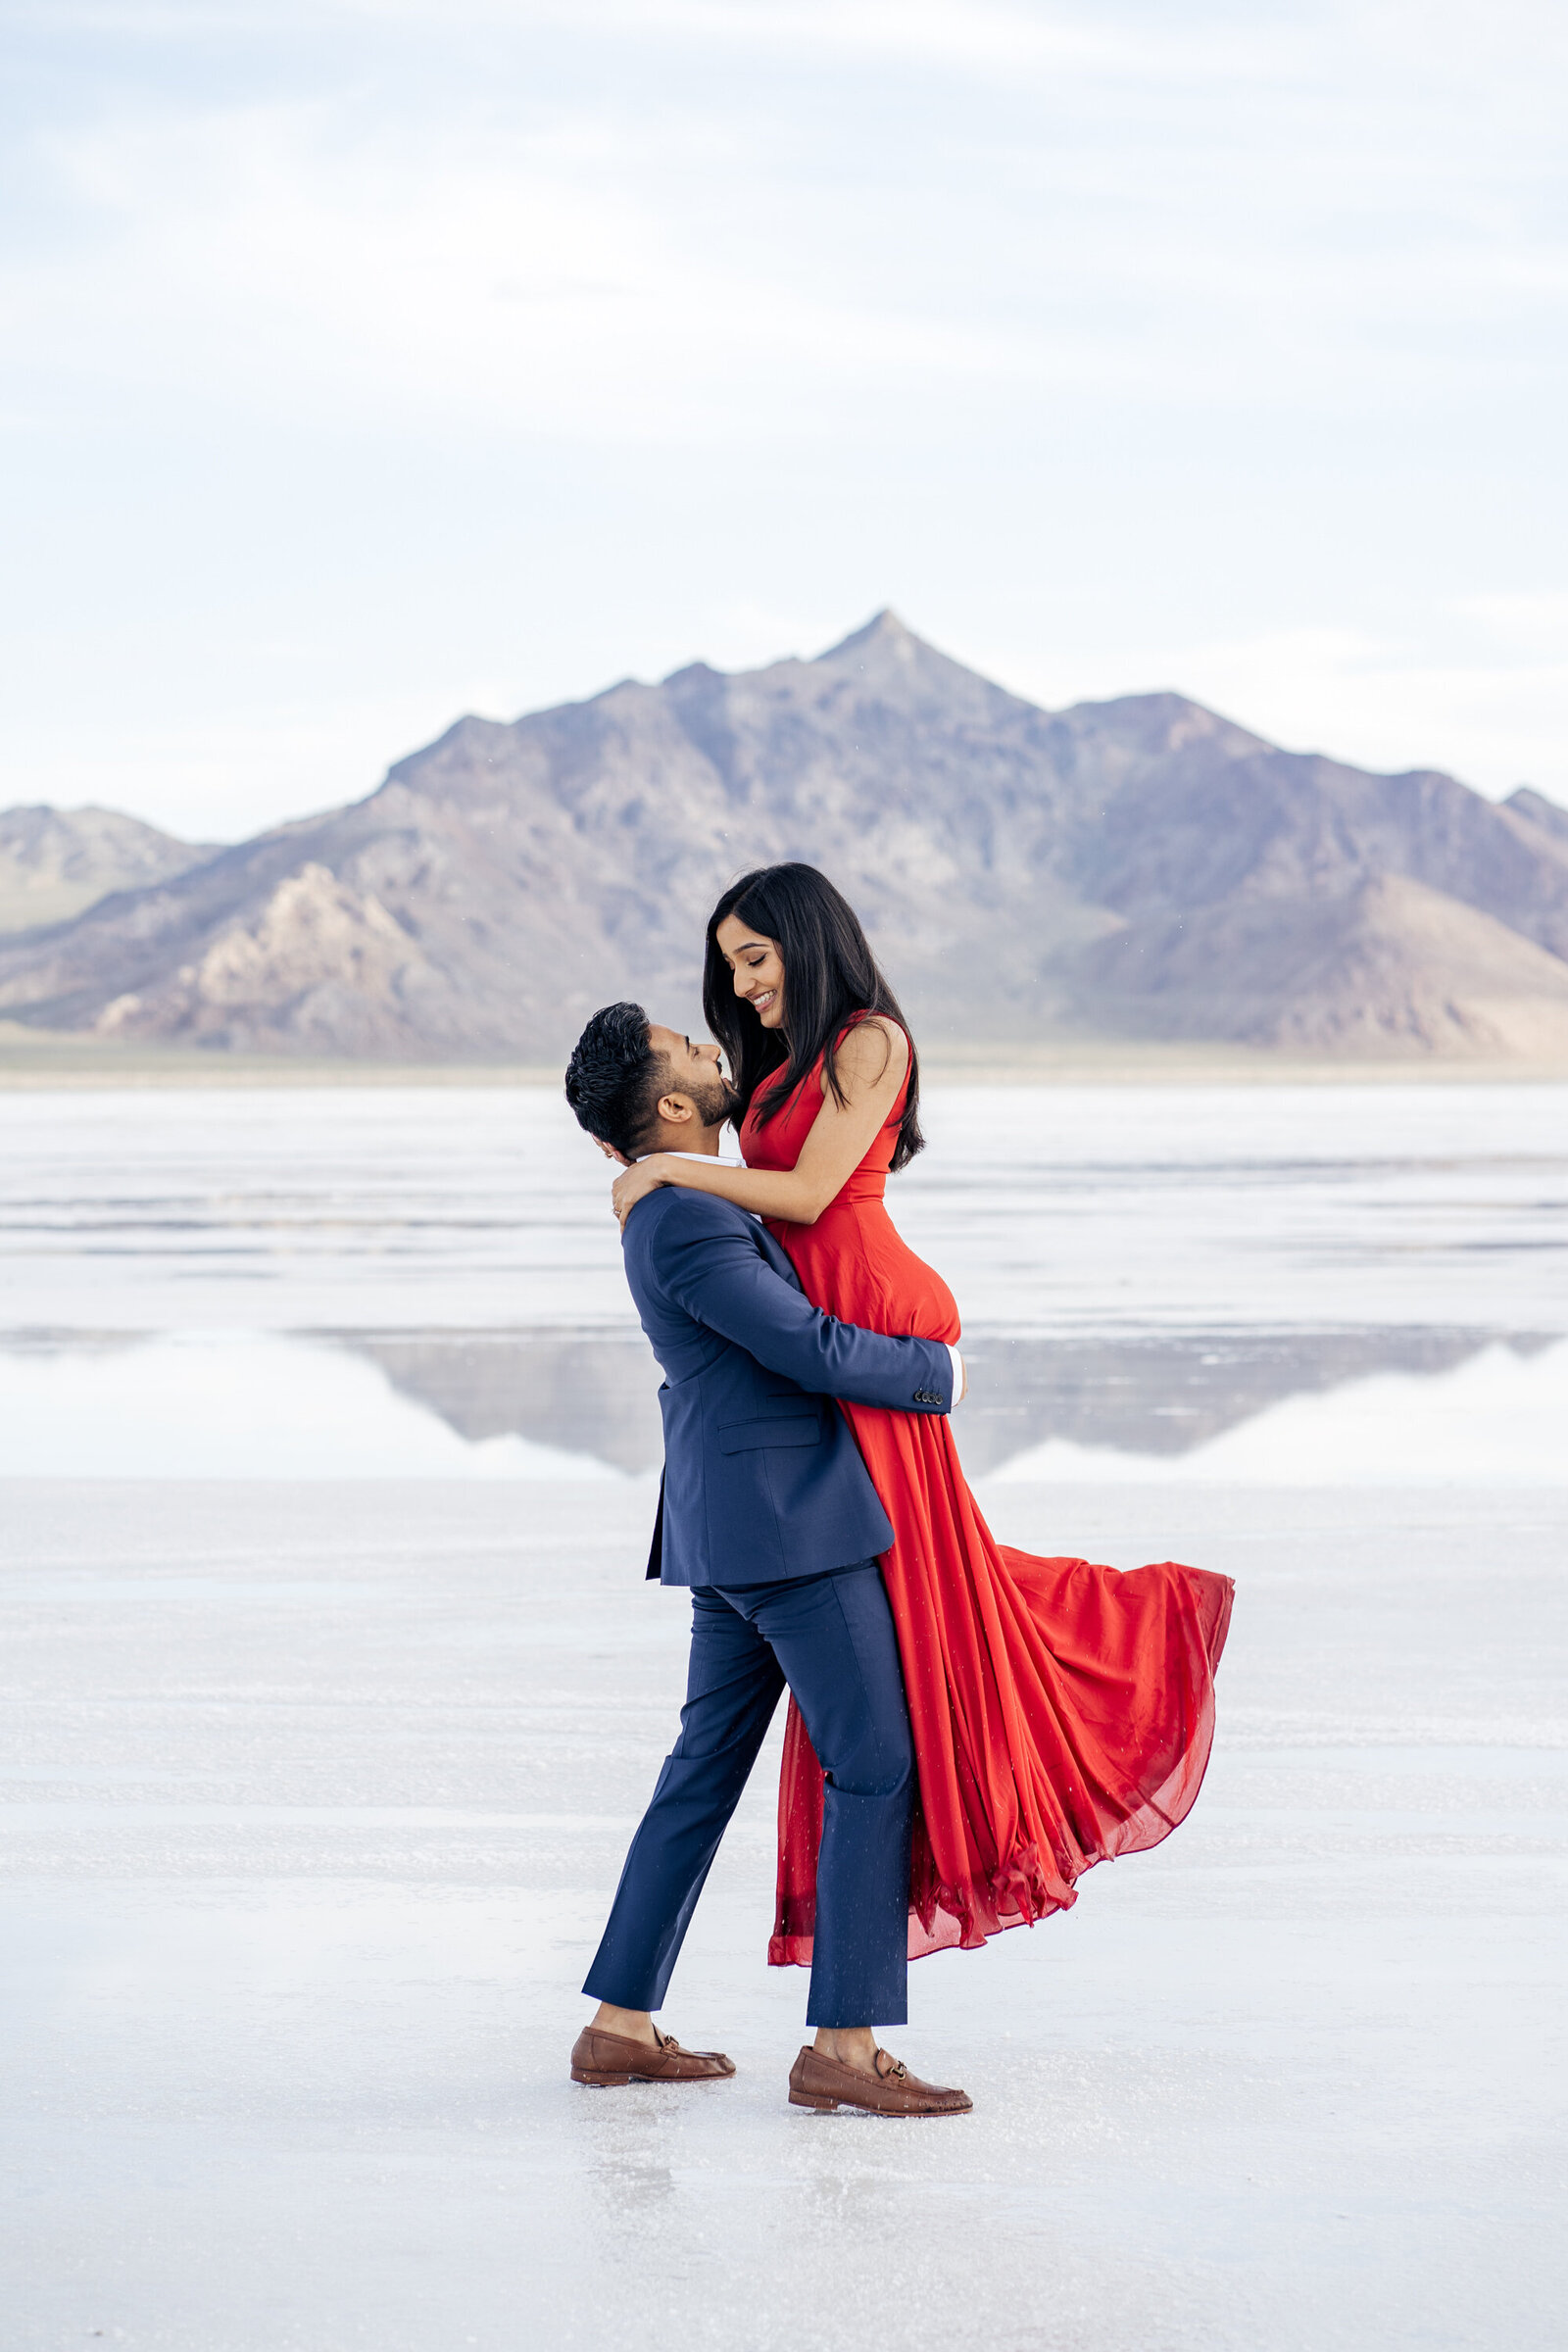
(828, 1014, 909, 1092)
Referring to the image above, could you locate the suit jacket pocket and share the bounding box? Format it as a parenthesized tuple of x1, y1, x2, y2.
(717, 1415, 822, 1455)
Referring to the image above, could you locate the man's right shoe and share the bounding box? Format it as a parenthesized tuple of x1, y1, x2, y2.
(570, 2024, 736, 2088)
(788, 2044, 972, 2117)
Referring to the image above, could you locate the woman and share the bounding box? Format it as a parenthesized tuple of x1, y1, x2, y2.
(611, 863, 1233, 1967)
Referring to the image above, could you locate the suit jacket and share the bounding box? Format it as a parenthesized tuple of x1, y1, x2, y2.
(620, 1185, 954, 1587)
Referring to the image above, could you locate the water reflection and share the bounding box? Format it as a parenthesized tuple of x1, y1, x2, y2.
(994, 1336, 1568, 1487)
(345, 1323, 1561, 1477)
(2, 1324, 1561, 1482)
(348, 1329, 664, 1474)
(5, 1075, 1565, 1485)
(0, 1330, 618, 1481)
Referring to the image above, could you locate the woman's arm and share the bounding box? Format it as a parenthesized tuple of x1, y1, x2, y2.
(634, 1194, 955, 1410)
(611, 1019, 908, 1230)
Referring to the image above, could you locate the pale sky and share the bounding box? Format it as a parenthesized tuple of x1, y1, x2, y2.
(3, 0, 1565, 841)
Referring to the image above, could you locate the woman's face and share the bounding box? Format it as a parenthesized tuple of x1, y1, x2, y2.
(715, 913, 787, 1031)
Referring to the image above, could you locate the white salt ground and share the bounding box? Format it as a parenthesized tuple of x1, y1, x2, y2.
(2, 1479, 1562, 2351)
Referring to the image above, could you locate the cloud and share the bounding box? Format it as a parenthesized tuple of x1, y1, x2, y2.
(10, 40, 1559, 462)
(5, 0, 1563, 458)
(6, 0, 1273, 74)
(1451, 594, 1568, 652)
(1, 0, 1565, 827)
(12, 97, 1067, 446)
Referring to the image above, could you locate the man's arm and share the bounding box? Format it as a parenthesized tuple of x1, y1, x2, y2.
(634, 1192, 954, 1413)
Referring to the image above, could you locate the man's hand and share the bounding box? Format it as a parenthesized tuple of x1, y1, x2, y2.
(611, 1154, 672, 1230)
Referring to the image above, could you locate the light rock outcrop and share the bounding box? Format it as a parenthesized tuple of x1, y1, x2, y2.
(95, 864, 444, 1054)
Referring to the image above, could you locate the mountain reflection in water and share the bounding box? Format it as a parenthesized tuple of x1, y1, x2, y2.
(3, 1080, 1564, 1481)
(349, 1323, 1557, 1477)
(1, 1323, 1562, 1482)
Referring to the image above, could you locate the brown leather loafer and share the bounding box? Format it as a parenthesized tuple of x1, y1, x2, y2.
(570, 2024, 736, 2088)
(788, 2044, 972, 2117)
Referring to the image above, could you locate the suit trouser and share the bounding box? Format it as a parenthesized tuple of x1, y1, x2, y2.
(581, 1560, 914, 2029)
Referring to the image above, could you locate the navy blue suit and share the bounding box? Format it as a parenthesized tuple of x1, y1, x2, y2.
(623, 1185, 953, 1587)
(583, 1184, 954, 2027)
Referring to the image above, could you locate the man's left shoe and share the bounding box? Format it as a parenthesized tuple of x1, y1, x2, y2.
(570, 2024, 736, 2088)
(788, 2045, 972, 2117)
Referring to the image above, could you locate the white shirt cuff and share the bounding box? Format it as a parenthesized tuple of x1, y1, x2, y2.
(947, 1344, 964, 1406)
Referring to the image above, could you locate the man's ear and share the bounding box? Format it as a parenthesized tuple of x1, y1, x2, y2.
(656, 1092, 697, 1131)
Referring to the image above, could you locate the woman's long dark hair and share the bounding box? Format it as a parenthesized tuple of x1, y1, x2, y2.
(703, 863, 924, 1171)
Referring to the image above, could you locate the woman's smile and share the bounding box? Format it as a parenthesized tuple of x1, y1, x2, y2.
(714, 912, 788, 1030)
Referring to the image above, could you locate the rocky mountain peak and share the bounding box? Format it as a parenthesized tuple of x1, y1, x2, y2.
(1508, 786, 1568, 848)
(2, 620, 1566, 1062)
(822, 607, 918, 658)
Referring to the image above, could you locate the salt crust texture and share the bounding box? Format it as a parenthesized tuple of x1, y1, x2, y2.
(1, 1480, 1562, 2352)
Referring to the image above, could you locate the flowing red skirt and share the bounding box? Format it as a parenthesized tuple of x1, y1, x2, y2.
(768, 1404, 1234, 1965)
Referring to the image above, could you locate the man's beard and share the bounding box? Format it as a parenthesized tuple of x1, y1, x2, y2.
(695, 1069, 743, 1131)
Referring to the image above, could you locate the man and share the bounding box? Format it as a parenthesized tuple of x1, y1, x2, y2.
(562, 1002, 971, 2119)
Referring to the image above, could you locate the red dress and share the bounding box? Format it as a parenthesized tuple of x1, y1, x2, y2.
(743, 1021, 1235, 1965)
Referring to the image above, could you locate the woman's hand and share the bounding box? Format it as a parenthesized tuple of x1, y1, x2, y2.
(611, 1154, 671, 1230)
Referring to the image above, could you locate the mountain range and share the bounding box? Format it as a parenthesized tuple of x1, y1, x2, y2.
(3, 612, 1567, 1060)
(0, 805, 215, 939)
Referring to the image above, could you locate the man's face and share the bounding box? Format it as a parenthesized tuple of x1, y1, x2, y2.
(646, 1026, 738, 1130)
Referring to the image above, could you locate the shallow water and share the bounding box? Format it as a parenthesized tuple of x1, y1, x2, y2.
(3, 1081, 1565, 1481)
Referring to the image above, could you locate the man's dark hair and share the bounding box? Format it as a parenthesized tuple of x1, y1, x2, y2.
(564, 1001, 668, 1160)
